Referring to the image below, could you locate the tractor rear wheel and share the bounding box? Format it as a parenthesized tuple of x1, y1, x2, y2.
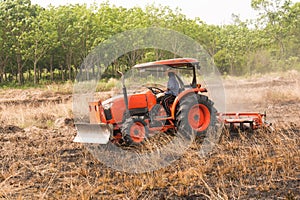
(176, 95, 217, 136)
(122, 118, 149, 146)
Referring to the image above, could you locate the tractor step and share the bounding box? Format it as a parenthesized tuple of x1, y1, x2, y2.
(154, 116, 172, 120)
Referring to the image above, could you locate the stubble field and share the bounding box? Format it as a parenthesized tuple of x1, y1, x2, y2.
(0, 71, 299, 199)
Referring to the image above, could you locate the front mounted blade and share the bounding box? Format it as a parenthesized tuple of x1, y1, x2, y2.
(73, 123, 110, 144)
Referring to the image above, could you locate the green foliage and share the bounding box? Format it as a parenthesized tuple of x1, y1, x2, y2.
(95, 78, 118, 92)
(0, 0, 299, 86)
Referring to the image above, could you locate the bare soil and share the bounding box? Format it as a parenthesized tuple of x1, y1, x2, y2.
(0, 72, 299, 199)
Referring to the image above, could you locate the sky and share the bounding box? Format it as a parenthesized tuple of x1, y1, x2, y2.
(31, 0, 263, 25)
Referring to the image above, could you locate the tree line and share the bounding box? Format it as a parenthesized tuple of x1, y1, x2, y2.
(0, 0, 299, 85)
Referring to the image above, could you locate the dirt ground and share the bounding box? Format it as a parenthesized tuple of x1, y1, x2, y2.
(0, 71, 299, 199)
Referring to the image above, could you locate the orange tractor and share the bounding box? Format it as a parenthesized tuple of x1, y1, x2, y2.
(74, 58, 268, 145)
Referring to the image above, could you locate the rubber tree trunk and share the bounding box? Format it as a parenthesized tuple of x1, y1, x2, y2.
(34, 61, 37, 85)
(17, 54, 23, 85)
(50, 54, 54, 82)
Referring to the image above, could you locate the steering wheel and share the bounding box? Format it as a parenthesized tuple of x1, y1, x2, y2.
(147, 87, 164, 95)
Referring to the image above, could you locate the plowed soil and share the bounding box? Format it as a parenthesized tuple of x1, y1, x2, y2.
(0, 71, 299, 199)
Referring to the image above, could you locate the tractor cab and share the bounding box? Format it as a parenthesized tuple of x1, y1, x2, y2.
(132, 58, 201, 91)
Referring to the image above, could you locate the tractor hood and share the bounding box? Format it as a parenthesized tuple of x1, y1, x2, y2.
(102, 94, 123, 109)
(101, 90, 156, 124)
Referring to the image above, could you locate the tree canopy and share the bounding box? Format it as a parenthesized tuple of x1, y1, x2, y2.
(0, 0, 299, 85)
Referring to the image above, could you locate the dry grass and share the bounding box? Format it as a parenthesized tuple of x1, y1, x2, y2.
(224, 70, 300, 118)
(0, 86, 73, 128)
(0, 125, 298, 199)
(0, 102, 72, 128)
(0, 71, 299, 199)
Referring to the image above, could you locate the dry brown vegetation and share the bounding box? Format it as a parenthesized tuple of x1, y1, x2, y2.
(0, 71, 299, 199)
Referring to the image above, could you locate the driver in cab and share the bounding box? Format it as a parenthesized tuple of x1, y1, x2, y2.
(156, 70, 179, 116)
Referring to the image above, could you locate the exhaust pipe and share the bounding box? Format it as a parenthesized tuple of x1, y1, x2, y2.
(118, 70, 130, 118)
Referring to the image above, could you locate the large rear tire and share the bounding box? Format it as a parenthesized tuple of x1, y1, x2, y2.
(176, 95, 217, 136)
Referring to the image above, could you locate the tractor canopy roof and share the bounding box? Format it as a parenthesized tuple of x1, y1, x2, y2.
(133, 58, 199, 69)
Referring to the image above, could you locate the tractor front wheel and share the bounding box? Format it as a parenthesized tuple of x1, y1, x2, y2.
(122, 118, 148, 146)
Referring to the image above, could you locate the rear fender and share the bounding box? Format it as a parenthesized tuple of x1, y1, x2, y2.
(170, 87, 206, 119)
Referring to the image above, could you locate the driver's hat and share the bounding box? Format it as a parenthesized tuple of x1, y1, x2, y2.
(165, 68, 176, 75)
